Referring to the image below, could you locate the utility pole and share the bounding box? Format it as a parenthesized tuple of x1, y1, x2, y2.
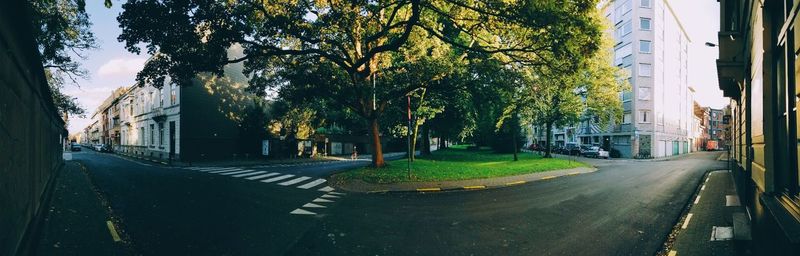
(407, 95, 412, 179)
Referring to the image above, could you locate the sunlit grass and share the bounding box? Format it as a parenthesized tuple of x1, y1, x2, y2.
(338, 146, 587, 184)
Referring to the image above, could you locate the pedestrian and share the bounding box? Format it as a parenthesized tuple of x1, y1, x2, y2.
(351, 145, 358, 160)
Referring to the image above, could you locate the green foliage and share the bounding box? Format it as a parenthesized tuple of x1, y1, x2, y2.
(336, 147, 587, 183)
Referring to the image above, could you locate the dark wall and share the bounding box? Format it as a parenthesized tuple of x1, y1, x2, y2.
(0, 1, 67, 254)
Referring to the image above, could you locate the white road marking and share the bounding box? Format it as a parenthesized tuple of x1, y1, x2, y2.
(203, 167, 238, 173)
(725, 195, 741, 206)
(219, 170, 256, 176)
(303, 203, 326, 208)
(232, 171, 267, 178)
(195, 167, 232, 171)
(297, 179, 327, 189)
(710, 226, 734, 241)
(694, 195, 701, 204)
(318, 186, 335, 192)
(327, 191, 345, 195)
(208, 168, 243, 174)
(261, 174, 295, 183)
(681, 213, 693, 229)
(246, 173, 280, 180)
(321, 194, 340, 199)
(290, 208, 316, 215)
(312, 198, 334, 203)
(279, 176, 312, 186)
(701, 185, 706, 191)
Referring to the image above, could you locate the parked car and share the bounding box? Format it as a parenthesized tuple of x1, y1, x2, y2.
(70, 142, 81, 151)
(563, 143, 582, 155)
(582, 146, 610, 159)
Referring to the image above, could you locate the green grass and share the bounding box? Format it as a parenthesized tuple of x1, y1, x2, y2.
(337, 146, 587, 184)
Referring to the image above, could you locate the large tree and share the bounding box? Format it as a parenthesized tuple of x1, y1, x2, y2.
(29, 0, 100, 121)
(117, 0, 604, 167)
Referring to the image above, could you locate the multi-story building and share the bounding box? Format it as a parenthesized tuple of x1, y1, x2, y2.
(693, 102, 710, 151)
(708, 107, 725, 143)
(716, 0, 800, 253)
(591, 0, 693, 158)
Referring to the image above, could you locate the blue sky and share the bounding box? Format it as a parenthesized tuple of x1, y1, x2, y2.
(65, 0, 726, 135)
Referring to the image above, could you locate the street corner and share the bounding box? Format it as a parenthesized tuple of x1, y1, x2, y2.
(328, 166, 598, 194)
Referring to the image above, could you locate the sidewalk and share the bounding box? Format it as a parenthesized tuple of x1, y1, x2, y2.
(113, 150, 409, 168)
(32, 161, 132, 255)
(661, 170, 752, 256)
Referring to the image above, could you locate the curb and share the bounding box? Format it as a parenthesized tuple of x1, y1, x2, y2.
(344, 166, 598, 194)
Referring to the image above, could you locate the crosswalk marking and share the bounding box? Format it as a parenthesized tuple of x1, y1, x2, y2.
(290, 208, 316, 215)
(303, 203, 326, 208)
(312, 198, 333, 203)
(318, 186, 335, 192)
(245, 172, 280, 180)
(261, 174, 295, 183)
(197, 167, 235, 172)
(297, 179, 326, 189)
(327, 191, 345, 195)
(232, 171, 266, 178)
(321, 194, 340, 199)
(218, 170, 255, 176)
(278, 176, 312, 186)
(203, 167, 238, 173)
(208, 168, 243, 174)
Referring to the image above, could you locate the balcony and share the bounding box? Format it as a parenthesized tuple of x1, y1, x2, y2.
(716, 0, 744, 99)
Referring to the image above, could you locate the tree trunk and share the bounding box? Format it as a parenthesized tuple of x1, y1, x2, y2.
(369, 117, 385, 167)
(410, 120, 422, 161)
(513, 129, 518, 161)
(421, 125, 431, 155)
(545, 121, 553, 158)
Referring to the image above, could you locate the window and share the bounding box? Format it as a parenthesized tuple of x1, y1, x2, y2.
(623, 113, 632, 124)
(615, 43, 632, 64)
(158, 88, 164, 107)
(639, 110, 650, 123)
(150, 124, 155, 146)
(139, 127, 145, 145)
(640, 18, 651, 30)
(639, 63, 652, 77)
(170, 84, 177, 105)
(149, 92, 155, 110)
(638, 87, 651, 100)
(639, 40, 652, 53)
(641, 0, 651, 8)
(159, 123, 164, 146)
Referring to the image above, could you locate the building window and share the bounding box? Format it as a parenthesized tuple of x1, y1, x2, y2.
(639, 40, 652, 53)
(159, 123, 164, 146)
(639, 110, 650, 123)
(149, 92, 155, 110)
(158, 88, 164, 107)
(638, 87, 651, 100)
(640, 18, 651, 30)
(623, 113, 632, 124)
(641, 0, 651, 8)
(140, 127, 145, 145)
(150, 124, 155, 146)
(639, 63, 652, 77)
(170, 84, 177, 105)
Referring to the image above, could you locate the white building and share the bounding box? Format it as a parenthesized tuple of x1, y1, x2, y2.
(587, 0, 693, 158)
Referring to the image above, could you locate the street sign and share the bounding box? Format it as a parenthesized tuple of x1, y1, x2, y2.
(262, 140, 270, 156)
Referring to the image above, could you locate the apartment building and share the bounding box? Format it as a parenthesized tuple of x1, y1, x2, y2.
(717, 0, 800, 253)
(591, 0, 693, 158)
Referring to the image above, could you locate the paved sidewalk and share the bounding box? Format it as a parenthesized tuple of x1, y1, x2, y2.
(32, 161, 132, 255)
(662, 170, 752, 256)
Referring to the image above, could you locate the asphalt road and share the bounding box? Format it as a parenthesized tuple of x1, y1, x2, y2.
(70, 150, 724, 255)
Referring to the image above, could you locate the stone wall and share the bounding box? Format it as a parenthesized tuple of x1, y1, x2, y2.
(0, 1, 67, 254)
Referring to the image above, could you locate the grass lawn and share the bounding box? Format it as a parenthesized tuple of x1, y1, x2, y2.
(337, 146, 588, 184)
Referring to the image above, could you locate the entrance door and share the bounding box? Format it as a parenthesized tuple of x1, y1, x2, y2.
(169, 121, 176, 160)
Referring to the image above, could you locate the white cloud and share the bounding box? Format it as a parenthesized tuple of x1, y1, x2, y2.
(97, 58, 146, 77)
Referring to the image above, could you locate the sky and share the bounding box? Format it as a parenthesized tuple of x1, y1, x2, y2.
(64, 0, 727, 135)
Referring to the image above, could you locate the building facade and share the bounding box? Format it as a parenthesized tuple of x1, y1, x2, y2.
(595, 0, 693, 158)
(717, 0, 800, 254)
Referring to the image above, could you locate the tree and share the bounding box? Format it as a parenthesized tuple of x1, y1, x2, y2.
(29, 0, 99, 120)
(117, 0, 605, 167)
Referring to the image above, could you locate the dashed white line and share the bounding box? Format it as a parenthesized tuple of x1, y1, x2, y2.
(261, 174, 295, 183)
(318, 186, 335, 192)
(297, 179, 327, 189)
(232, 171, 266, 178)
(246, 172, 280, 180)
(312, 198, 334, 203)
(218, 169, 255, 176)
(694, 195, 701, 204)
(701, 185, 706, 191)
(290, 208, 316, 215)
(279, 176, 312, 186)
(681, 213, 693, 229)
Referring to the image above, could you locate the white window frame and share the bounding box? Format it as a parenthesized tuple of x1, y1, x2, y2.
(640, 17, 651, 30)
(639, 40, 652, 53)
(641, 0, 651, 8)
(639, 63, 652, 77)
